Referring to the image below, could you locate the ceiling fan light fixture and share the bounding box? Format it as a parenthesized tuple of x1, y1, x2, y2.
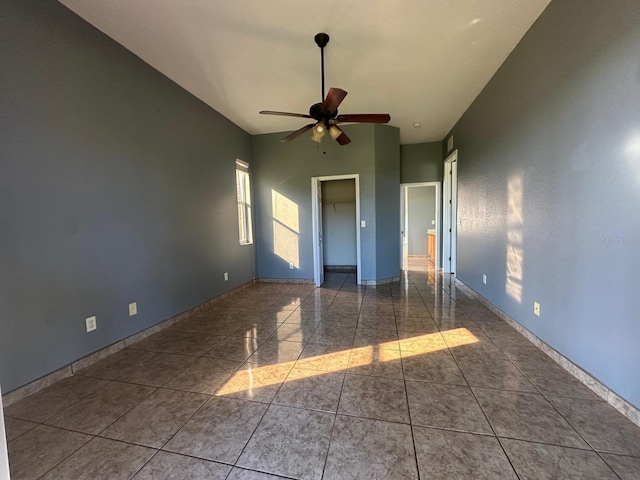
(329, 125, 342, 140)
(310, 129, 324, 143)
(315, 123, 325, 133)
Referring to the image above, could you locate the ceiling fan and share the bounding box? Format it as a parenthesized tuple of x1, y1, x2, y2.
(260, 33, 391, 146)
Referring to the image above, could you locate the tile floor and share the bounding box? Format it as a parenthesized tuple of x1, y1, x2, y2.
(4, 261, 640, 479)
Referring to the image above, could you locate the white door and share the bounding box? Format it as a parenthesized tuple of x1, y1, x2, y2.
(443, 151, 458, 274)
(401, 187, 408, 270)
(312, 178, 325, 286)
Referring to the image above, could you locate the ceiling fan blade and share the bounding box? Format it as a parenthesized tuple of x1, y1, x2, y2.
(280, 123, 315, 142)
(321, 88, 348, 115)
(336, 113, 391, 123)
(336, 131, 351, 145)
(260, 110, 313, 119)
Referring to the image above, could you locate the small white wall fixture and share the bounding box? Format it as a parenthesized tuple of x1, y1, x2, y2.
(443, 150, 458, 274)
(312, 174, 362, 286)
(400, 182, 441, 270)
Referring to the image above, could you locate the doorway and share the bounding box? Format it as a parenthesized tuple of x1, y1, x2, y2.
(311, 174, 362, 286)
(443, 150, 458, 274)
(400, 182, 440, 271)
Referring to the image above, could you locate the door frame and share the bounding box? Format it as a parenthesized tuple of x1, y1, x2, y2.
(443, 150, 458, 274)
(400, 182, 441, 270)
(311, 174, 361, 286)
(0, 383, 9, 480)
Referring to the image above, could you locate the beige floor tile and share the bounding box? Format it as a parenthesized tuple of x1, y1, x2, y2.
(164, 396, 267, 463)
(8, 425, 91, 480)
(40, 437, 155, 480)
(413, 427, 517, 480)
(236, 405, 333, 480)
(338, 374, 409, 423)
(100, 388, 208, 448)
(44, 381, 155, 435)
(502, 438, 619, 480)
(133, 451, 231, 479)
(4, 376, 107, 423)
(323, 415, 418, 480)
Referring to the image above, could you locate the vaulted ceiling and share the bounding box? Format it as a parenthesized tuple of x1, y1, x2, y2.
(59, 0, 551, 144)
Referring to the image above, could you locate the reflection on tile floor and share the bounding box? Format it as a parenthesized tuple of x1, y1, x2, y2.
(5, 261, 640, 479)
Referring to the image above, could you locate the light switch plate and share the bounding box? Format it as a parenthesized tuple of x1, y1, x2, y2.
(85, 316, 97, 332)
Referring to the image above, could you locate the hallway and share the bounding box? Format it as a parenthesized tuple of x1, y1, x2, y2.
(4, 265, 640, 479)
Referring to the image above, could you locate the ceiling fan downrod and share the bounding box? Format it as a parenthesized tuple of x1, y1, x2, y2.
(314, 33, 330, 102)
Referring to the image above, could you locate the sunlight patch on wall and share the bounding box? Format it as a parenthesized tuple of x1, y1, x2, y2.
(506, 175, 524, 303)
(625, 133, 640, 187)
(272, 190, 300, 268)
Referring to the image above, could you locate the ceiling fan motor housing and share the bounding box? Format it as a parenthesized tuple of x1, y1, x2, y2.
(309, 102, 337, 123)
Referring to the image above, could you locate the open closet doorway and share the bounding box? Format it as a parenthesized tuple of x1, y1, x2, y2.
(400, 182, 440, 272)
(311, 174, 361, 286)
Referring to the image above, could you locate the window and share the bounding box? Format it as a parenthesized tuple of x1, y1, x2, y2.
(236, 159, 253, 245)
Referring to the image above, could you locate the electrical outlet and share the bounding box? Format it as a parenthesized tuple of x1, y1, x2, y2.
(224, 272, 229, 281)
(361, 220, 366, 228)
(534, 302, 540, 316)
(482, 274, 487, 285)
(85, 316, 97, 332)
(289, 262, 294, 269)
(129, 302, 137, 316)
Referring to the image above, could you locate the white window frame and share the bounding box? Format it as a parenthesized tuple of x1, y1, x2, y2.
(236, 159, 253, 245)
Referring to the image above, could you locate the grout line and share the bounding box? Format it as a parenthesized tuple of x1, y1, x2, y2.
(32, 433, 100, 480)
(400, 333, 424, 480)
(447, 343, 523, 480)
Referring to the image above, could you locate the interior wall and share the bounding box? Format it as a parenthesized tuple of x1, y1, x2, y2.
(407, 186, 436, 255)
(374, 125, 401, 280)
(321, 180, 357, 267)
(251, 124, 400, 283)
(0, 0, 254, 392)
(449, 0, 640, 408)
(400, 142, 443, 183)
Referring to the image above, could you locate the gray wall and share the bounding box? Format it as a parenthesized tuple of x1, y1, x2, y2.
(375, 126, 401, 280)
(400, 142, 442, 183)
(0, 0, 254, 392)
(407, 186, 436, 255)
(251, 124, 400, 282)
(322, 180, 357, 267)
(449, 0, 640, 408)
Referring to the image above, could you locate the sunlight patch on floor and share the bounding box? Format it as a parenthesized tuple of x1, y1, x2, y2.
(216, 328, 477, 396)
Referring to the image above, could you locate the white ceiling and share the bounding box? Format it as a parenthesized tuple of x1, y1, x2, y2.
(58, 0, 551, 144)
